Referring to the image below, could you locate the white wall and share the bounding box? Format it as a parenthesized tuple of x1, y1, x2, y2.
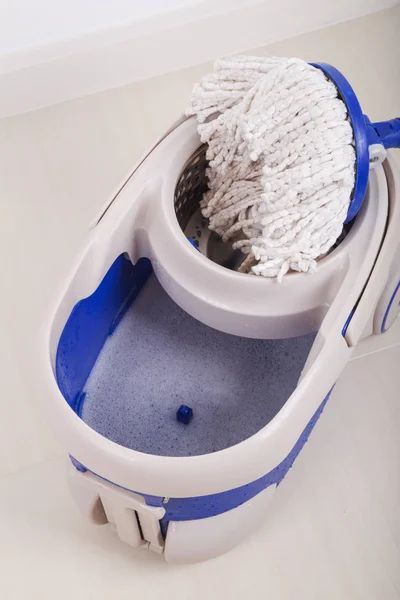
(0, 0, 201, 54)
(0, 0, 398, 118)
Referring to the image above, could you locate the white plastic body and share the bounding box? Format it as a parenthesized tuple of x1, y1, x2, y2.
(369, 143, 387, 168)
(163, 485, 276, 564)
(67, 460, 277, 564)
(36, 113, 400, 564)
(67, 463, 165, 554)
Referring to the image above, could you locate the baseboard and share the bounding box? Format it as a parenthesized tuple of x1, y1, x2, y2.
(0, 0, 396, 118)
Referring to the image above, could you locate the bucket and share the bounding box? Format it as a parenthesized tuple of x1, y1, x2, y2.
(38, 118, 400, 563)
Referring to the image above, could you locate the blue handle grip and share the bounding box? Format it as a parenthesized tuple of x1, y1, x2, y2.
(367, 117, 400, 149)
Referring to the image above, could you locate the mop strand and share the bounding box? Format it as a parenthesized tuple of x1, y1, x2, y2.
(186, 56, 356, 281)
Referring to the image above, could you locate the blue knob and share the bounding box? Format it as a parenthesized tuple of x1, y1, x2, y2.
(176, 405, 193, 425)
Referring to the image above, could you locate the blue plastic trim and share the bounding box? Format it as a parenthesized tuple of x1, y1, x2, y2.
(75, 392, 87, 418)
(187, 237, 200, 251)
(368, 118, 400, 150)
(71, 389, 333, 530)
(341, 310, 355, 337)
(311, 63, 370, 223)
(56, 255, 152, 410)
(381, 280, 400, 333)
(69, 455, 87, 473)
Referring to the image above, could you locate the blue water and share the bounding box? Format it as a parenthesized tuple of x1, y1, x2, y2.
(81, 275, 315, 457)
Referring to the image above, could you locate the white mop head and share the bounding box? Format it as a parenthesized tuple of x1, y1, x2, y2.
(186, 56, 356, 281)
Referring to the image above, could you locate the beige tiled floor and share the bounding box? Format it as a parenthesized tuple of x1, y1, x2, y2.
(0, 6, 400, 599)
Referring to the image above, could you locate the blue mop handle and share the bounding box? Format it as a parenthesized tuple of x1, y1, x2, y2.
(367, 117, 400, 149)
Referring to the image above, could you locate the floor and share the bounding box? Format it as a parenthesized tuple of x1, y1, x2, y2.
(0, 6, 400, 599)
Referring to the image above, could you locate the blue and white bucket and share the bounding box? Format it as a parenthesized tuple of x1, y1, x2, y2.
(38, 74, 400, 563)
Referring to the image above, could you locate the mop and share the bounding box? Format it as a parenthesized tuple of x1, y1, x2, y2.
(187, 56, 356, 281)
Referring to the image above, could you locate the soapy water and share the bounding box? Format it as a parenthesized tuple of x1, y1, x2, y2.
(81, 275, 315, 457)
